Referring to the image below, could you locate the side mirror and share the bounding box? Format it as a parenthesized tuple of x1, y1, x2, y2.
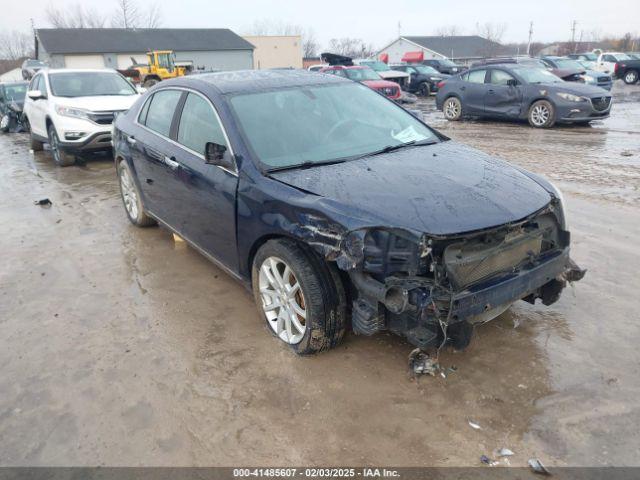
(205, 142, 235, 170)
(507, 78, 518, 87)
(27, 90, 45, 100)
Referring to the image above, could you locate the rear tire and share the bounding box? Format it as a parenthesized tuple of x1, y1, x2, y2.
(443, 96, 462, 121)
(252, 239, 347, 355)
(528, 100, 556, 128)
(47, 125, 76, 166)
(117, 160, 156, 227)
(623, 70, 638, 84)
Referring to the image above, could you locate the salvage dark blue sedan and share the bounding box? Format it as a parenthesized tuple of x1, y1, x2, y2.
(113, 70, 584, 355)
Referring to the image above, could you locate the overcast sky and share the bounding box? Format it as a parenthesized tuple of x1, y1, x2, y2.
(4, 0, 639, 48)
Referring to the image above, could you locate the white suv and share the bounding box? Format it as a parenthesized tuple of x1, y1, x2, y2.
(23, 69, 139, 166)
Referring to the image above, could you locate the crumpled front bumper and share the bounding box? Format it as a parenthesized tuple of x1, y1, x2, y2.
(350, 247, 585, 349)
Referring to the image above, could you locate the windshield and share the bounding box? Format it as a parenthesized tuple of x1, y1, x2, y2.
(49, 72, 137, 97)
(26, 60, 45, 67)
(439, 60, 457, 67)
(512, 67, 563, 84)
(553, 59, 585, 70)
(229, 82, 438, 169)
(579, 60, 596, 69)
(361, 61, 390, 72)
(345, 68, 380, 81)
(4, 84, 28, 101)
(582, 53, 598, 61)
(414, 65, 440, 75)
(615, 53, 632, 60)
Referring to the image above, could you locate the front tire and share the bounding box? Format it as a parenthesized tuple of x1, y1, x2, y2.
(252, 239, 347, 355)
(528, 100, 556, 128)
(419, 82, 431, 96)
(47, 125, 76, 166)
(623, 70, 638, 84)
(0, 114, 9, 132)
(443, 96, 462, 121)
(117, 160, 156, 227)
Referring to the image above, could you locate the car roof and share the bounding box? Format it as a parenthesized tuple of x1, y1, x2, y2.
(170, 69, 349, 95)
(324, 65, 368, 70)
(44, 68, 123, 74)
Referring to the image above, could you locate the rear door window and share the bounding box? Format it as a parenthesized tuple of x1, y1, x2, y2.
(489, 69, 515, 85)
(467, 69, 487, 83)
(143, 89, 182, 137)
(177, 92, 227, 156)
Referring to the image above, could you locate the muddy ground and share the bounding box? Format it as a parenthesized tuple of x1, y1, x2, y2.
(1, 82, 639, 468)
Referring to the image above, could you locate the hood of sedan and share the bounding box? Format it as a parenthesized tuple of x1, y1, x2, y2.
(550, 81, 612, 96)
(270, 141, 552, 236)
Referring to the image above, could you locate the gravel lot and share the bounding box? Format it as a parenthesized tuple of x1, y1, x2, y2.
(1, 82, 639, 467)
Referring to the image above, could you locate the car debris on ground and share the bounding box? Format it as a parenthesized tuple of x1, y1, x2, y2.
(33, 198, 52, 207)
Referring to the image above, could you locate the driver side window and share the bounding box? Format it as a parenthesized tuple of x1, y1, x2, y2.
(489, 70, 515, 85)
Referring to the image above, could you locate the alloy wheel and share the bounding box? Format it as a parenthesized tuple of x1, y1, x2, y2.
(625, 71, 638, 84)
(531, 104, 550, 126)
(258, 256, 307, 344)
(444, 99, 460, 119)
(119, 165, 139, 219)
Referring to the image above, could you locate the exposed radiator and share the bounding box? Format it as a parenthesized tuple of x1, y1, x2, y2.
(444, 230, 543, 289)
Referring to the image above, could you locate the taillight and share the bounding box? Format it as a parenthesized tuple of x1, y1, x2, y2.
(437, 81, 446, 88)
(614, 63, 619, 73)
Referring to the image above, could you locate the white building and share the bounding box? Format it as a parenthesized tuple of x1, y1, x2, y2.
(35, 28, 255, 71)
(378, 36, 515, 65)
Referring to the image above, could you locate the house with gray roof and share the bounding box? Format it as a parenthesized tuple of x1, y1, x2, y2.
(377, 35, 516, 65)
(35, 28, 255, 71)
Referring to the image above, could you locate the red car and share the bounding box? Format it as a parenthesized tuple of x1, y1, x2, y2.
(319, 66, 401, 100)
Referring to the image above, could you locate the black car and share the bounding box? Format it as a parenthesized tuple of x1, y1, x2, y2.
(390, 64, 449, 96)
(0, 81, 28, 133)
(113, 70, 583, 355)
(436, 64, 612, 128)
(423, 59, 465, 75)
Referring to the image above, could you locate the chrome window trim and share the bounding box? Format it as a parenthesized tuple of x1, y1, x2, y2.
(134, 86, 238, 177)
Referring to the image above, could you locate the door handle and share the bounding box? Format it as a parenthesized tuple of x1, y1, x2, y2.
(164, 156, 180, 169)
(460, 86, 466, 91)
(488, 89, 495, 94)
(126, 135, 136, 145)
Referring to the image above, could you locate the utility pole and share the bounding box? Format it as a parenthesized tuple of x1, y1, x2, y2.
(526, 21, 534, 56)
(571, 20, 577, 44)
(398, 21, 401, 38)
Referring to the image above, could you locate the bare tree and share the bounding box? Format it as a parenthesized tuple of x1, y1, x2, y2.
(111, 0, 141, 28)
(45, 3, 106, 28)
(475, 22, 508, 44)
(434, 25, 463, 37)
(146, 3, 163, 29)
(326, 38, 376, 58)
(0, 30, 34, 60)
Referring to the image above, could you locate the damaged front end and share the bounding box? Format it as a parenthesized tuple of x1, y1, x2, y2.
(309, 201, 585, 350)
